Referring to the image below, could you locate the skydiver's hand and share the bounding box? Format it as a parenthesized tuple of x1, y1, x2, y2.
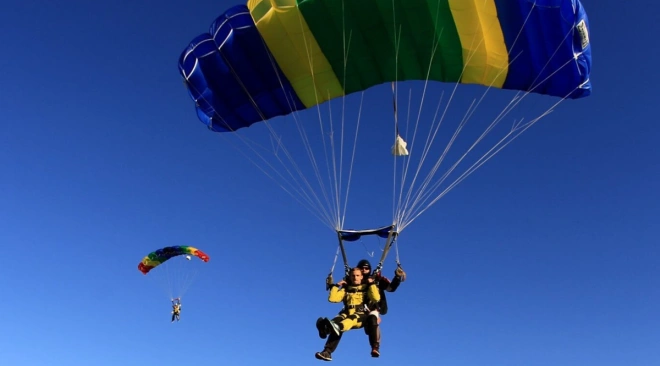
(367, 277, 374, 283)
(337, 280, 347, 287)
(395, 266, 407, 281)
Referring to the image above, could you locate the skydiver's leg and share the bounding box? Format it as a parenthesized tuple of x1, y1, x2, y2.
(337, 312, 366, 332)
(315, 314, 347, 361)
(324, 332, 342, 353)
(323, 313, 347, 337)
(314, 331, 342, 361)
(364, 312, 381, 357)
(315, 327, 341, 362)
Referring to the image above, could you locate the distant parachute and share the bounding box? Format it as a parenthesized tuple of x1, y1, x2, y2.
(138, 245, 210, 274)
(138, 246, 210, 299)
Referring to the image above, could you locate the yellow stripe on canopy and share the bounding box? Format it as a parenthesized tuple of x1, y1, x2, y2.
(247, 0, 344, 108)
(448, 0, 509, 87)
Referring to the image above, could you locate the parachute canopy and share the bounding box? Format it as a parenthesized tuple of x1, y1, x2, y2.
(138, 246, 210, 275)
(178, 0, 592, 133)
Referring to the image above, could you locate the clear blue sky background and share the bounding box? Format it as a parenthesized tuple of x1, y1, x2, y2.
(1, 1, 658, 365)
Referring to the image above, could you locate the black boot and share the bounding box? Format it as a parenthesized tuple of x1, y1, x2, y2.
(316, 317, 328, 339)
(365, 315, 380, 357)
(315, 350, 332, 361)
(370, 343, 380, 358)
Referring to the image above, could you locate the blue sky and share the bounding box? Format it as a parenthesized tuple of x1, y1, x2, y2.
(1, 1, 658, 365)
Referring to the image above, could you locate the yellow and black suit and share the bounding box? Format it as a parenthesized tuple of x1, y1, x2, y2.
(171, 303, 181, 322)
(328, 281, 380, 331)
(316, 282, 380, 358)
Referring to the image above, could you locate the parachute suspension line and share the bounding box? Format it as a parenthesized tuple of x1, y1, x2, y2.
(399, 27, 493, 223)
(296, 10, 342, 230)
(396, 87, 446, 227)
(407, 24, 572, 213)
(392, 1, 443, 226)
(401, 96, 568, 229)
(223, 56, 332, 232)
(372, 230, 399, 275)
(290, 5, 363, 232)
(387, 7, 408, 275)
(169, 256, 201, 300)
(203, 16, 339, 231)
(181, 35, 337, 230)
(394, 87, 423, 227)
(395, 6, 525, 228)
(361, 238, 376, 258)
(390, 0, 399, 224)
(176, 257, 201, 299)
(395, 0, 461, 228)
(404, 50, 580, 227)
(338, 1, 361, 231)
(287, 106, 338, 228)
(391, 82, 399, 223)
(340, 91, 364, 230)
(188, 81, 333, 228)
(216, 49, 338, 230)
(397, 17, 584, 231)
(259, 29, 343, 229)
(395, 3, 539, 231)
(388, 3, 414, 252)
(163, 256, 174, 299)
(147, 256, 197, 300)
(178, 267, 201, 299)
(326, 89, 342, 230)
(213, 129, 335, 230)
(396, 0, 510, 227)
(225, 24, 346, 230)
(332, 0, 347, 230)
(394, 17, 448, 228)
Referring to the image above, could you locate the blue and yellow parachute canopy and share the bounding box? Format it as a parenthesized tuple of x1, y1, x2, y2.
(178, 0, 592, 132)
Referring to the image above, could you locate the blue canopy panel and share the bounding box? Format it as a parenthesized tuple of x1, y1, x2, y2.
(338, 225, 396, 242)
(177, 5, 306, 132)
(495, 0, 592, 99)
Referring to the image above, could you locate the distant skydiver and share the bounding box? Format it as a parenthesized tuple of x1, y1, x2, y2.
(171, 298, 181, 322)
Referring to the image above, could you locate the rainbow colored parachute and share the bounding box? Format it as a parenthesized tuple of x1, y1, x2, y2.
(178, 0, 592, 133)
(138, 246, 210, 275)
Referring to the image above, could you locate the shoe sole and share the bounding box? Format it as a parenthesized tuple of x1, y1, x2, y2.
(315, 353, 331, 361)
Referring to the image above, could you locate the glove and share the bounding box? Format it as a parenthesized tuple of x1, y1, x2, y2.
(325, 274, 334, 291)
(395, 266, 407, 282)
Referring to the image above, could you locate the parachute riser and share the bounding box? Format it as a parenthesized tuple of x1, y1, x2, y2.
(334, 227, 400, 276)
(336, 231, 351, 278)
(371, 230, 398, 278)
(326, 225, 404, 289)
(325, 232, 350, 291)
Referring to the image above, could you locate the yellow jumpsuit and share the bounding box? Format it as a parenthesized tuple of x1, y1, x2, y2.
(171, 304, 181, 322)
(328, 282, 381, 331)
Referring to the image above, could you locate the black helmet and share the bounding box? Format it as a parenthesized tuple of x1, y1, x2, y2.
(357, 259, 371, 271)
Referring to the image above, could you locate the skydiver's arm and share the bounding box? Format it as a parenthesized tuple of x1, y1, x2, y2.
(328, 285, 346, 303)
(367, 283, 381, 303)
(388, 275, 401, 292)
(376, 274, 392, 291)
